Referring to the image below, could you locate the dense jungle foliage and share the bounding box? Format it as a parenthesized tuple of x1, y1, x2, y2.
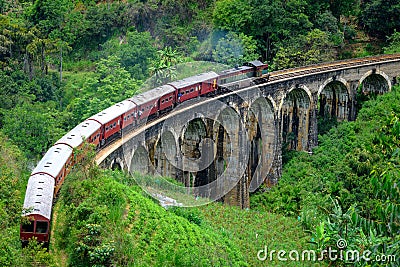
(0, 0, 399, 266)
(0, 0, 400, 158)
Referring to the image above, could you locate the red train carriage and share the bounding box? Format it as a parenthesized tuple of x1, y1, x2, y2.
(57, 119, 102, 149)
(31, 144, 73, 195)
(155, 85, 176, 112)
(198, 72, 219, 96)
(168, 72, 219, 102)
(20, 174, 54, 245)
(120, 100, 138, 130)
(127, 85, 175, 124)
(88, 102, 129, 145)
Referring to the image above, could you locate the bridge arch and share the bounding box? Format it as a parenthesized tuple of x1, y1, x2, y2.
(214, 105, 245, 204)
(179, 118, 210, 191)
(266, 94, 278, 113)
(153, 130, 178, 178)
(279, 85, 312, 151)
(130, 145, 150, 174)
(110, 158, 124, 171)
(359, 69, 392, 94)
(247, 96, 275, 190)
(318, 77, 350, 121)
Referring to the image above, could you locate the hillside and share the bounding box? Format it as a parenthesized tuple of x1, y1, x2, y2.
(50, 168, 318, 266)
(0, 0, 399, 266)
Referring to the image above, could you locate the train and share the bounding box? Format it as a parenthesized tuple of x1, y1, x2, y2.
(20, 60, 268, 245)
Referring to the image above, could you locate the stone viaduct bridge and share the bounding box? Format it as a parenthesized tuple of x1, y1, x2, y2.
(95, 55, 400, 208)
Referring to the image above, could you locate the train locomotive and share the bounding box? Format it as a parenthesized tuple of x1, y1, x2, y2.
(20, 60, 268, 245)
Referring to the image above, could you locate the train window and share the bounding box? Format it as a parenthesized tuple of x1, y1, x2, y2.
(21, 221, 34, 233)
(169, 96, 173, 100)
(36, 221, 48, 234)
(161, 100, 164, 104)
(181, 91, 184, 95)
(106, 127, 108, 132)
(113, 122, 116, 127)
(190, 88, 194, 92)
(186, 90, 189, 94)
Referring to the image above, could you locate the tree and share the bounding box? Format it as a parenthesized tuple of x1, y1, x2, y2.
(0, 68, 62, 126)
(213, 0, 313, 61)
(328, 0, 359, 20)
(69, 55, 140, 123)
(100, 29, 157, 80)
(2, 101, 67, 157)
(212, 0, 252, 33)
(149, 46, 184, 86)
(272, 29, 335, 70)
(360, 0, 400, 38)
(212, 32, 259, 66)
(384, 30, 400, 54)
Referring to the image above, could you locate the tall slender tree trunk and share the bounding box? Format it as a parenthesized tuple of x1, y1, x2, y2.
(59, 45, 62, 82)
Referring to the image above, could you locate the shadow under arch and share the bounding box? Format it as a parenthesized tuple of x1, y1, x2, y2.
(317, 77, 350, 125)
(246, 96, 276, 191)
(279, 85, 312, 151)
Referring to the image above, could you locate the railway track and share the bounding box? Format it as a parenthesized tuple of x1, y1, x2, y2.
(268, 53, 400, 81)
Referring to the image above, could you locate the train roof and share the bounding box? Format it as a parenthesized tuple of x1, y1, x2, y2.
(218, 65, 253, 77)
(22, 173, 55, 220)
(89, 100, 134, 124)
(246, 60, 266, 67)
(56, 119, 101, 148)
(31, 144, 73, 178)
(169, 71, 218, 89)
(130, 85, 175, 106)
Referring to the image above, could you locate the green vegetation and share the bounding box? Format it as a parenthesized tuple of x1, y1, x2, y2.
(252, 86, 400, 266)
(0, 0, 399, 266)
(51, 162, 318, 266)
(1, 0, 400, 159)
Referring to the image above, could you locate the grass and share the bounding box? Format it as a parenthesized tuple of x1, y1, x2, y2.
(194, 203, 325, 266)
(51, 168, 327, 266)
